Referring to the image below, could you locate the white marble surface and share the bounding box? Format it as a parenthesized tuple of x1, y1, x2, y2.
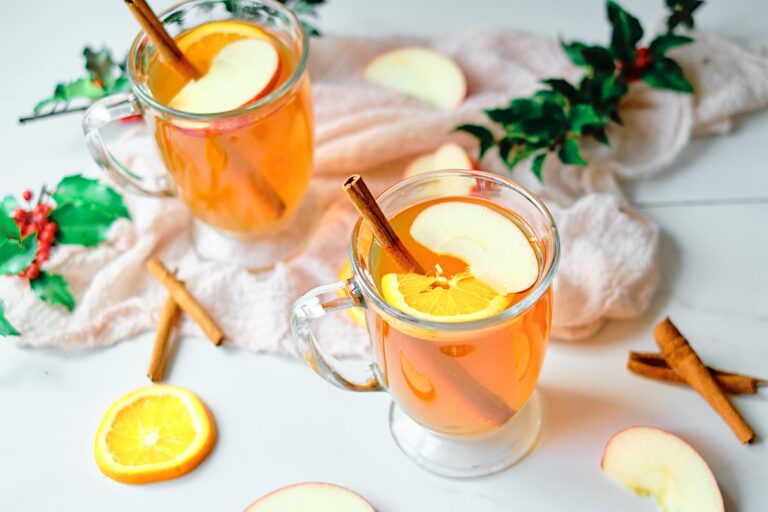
(1, 1, 767, 510)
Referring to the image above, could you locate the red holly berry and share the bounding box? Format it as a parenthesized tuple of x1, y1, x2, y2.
(635, 47, 650, 72)
(24, 263, 40, 280)
(22, 189, 33, 202)
(45, 222, 58, 235)
(39, 229, 55, 244)
(12, 207, 27, 223)
(37, 250, 50, 264)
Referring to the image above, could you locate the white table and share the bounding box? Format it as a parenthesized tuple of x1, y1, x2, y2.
(1, 1, 766, 510)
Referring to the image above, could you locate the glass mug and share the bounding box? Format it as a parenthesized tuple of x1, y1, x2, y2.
(291, 171, 560, 477)
(83, 0, 314, 268)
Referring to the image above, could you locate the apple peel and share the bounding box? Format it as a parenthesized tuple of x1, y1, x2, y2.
(601, 426, 724, 512)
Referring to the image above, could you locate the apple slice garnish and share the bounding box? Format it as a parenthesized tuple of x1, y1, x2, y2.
(244, 482, 375, 512)
(601, 427, 724, 512)
(170, 38, 280, 114)
(363, 47, 466, 109)
(410, 201, 539, 295)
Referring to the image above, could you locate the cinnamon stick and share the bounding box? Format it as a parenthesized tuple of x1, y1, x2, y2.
(628, 352, 760, 395)
(147, 257, 225, 345)
(147, 293, 180, 382)
(654, 317, 756, 443)
(343, 175, 425, 274)
(124, 0, 202, 79)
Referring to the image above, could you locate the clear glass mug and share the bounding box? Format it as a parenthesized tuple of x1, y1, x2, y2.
(291, 171, 560, 477)
(83, 0, 314, 268)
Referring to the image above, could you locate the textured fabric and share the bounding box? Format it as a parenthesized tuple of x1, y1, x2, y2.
(3, 29, 767, 353)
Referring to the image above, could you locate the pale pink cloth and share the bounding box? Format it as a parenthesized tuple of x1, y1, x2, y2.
(3, 29, 767, 353)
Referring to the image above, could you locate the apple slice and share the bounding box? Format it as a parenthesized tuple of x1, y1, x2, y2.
(363, 47, 466, 109)
(410, 202, 538, 294)
(403, 143, 476, 178)
(244, 482, 374, 512)
(601, 427, 724, 512)
(171, 38, 280, 114)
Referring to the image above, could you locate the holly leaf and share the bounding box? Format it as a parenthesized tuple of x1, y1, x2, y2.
(50, 204, 115, 247)
(607, 0, 643, 62)
(1, 195, 19, 217)
(507, 146, 537, 170)
(531, 152, 548, 182)
(30, 271, 74, 311)
(33, 78, 104, 114)
(455, 124, 495, 159)
(0, 236, 38, 275)
(649, 33, 694, 56)
(569, 104, 603, 134)
(666, 0, 704, 31)
(542, 79, 579, 103)
(53, 175, 130, 220)
(0, 210, 21, 241)
(561, 41, 589, 67)
(557, 138, 588, 166)
(0, 302, 20, 337)
(642, 57, 693, 92)
(583, 124, 610, 145)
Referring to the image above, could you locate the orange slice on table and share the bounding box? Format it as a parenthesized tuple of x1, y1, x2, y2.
(94, 385, 216, 484)
(381, 272, 511, 323)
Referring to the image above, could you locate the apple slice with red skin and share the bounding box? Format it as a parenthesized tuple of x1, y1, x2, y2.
(244, 482, 374, 512)
(601, 427, 724, 512)
(171, 38, 280, 114)
(363, 47, 466, 109)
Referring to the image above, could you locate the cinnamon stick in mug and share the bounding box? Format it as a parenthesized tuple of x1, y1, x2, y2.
(654, 317, 756, 443)
(343, 175, 425, 274)
(627, 351, 760, 395)
(147, 257, 225, 345)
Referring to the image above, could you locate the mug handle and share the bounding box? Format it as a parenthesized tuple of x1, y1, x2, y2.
(82, 93, 174, 197)
(291, 278, 383, 392)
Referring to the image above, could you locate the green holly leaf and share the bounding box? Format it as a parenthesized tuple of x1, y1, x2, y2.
(53, 175, 130, 220)
(561, 41, 589, 67)
(455, 124, 495, 159)
(531, 152, 548, 182)
(507, 146, 537, 170)
(30, 271, 74, 311)
(642, 57, 693, 92)
(50, 204, 115, 247)
(666, 0, 704, 31)
(0, 210, 21, 241)
(0, 236, 38, 275)
(33, 78, 104, 115)
(569, 104, 603, 134)
(583, 124, 610, 145)
(607, 0, 643, 62)
(497, 137, 516, 167)
(649, 33, 694, 56)
(542, 79, 579, 103)
(1, 195, 19, 217)
(558, 138, 588, 166)
(0, 302, 20, 337)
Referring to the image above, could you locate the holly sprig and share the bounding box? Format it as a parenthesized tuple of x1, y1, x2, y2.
(0, 175, 130, 335)
(19, 48, 130, 124)
(457, 0, 701, 181)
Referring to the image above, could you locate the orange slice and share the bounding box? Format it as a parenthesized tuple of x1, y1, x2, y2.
(94, 385, 216, 484)
(381, 272, 511, 323)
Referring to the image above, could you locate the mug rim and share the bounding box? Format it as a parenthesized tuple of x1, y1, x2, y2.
(349, 169, 560, 332)
(127, 0, 309, 121)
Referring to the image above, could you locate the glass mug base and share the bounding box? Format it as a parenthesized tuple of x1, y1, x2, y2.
(191, 191, 321, 270)
(388, 391, 543, 478)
